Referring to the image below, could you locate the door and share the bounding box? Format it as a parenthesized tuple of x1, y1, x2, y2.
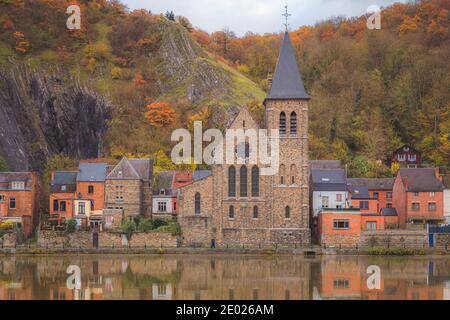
(428, 233, 434, 248)
(93, 232, 99, 248)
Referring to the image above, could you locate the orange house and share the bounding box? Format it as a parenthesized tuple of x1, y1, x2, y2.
(0, 172, 39, 238)
(348, 178, 395, 212)
(76, 163, 108, 214)
(392, 168, 444, 228)
(318, 208, 396, 248)
(49, 171, 78, 220)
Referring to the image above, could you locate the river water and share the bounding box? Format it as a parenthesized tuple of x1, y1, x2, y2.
(0, 255, 449, 300)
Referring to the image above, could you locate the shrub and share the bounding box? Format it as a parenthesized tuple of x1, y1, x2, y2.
(365, 247, 425, 256)
(0, 221, 14, 231)
(137, 218, 154, 232)
(153, 222, 181, 236)
(66, 219, 77, 234)
(153, 218, 168, 229)
(122, 219, 137, 240)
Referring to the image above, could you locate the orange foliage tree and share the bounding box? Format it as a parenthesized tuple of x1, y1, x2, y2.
(144, 102, 176, 127)
(13, 31, 29, 54)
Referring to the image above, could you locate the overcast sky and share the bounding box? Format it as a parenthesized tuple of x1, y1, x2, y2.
(122, 0, 408, 35)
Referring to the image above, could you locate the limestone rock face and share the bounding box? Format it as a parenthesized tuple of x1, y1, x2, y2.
(0, 65, 111, 171)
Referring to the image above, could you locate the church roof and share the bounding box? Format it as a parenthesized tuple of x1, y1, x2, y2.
(265, 32, 309, 102)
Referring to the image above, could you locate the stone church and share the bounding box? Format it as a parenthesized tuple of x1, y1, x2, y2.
(178, 32, 311, 247)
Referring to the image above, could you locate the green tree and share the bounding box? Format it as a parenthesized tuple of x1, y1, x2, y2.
(122, 219, 137, 240)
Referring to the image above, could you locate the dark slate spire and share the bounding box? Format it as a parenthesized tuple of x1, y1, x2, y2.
(265, 32, 309, 102)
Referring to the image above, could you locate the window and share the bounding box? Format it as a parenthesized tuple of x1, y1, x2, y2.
(79, 202, 86, 215)
(158, 202, 167, 212)
(251, 166, 259, 197)
(333, 279, 350, 289)
(397, 154, 406, 161)
(0, 195, 5, 202)
(322, 196, 329, 208)
(115, 185, 124, 202)
(290, 112, 297, 135)
(228, 206, 235, 219)
(228, 166, 236, 197)
(285, 206, 291, 219)
(408, 154, 416, 162)
(333, 220, 349, 229)
(60, 201, 66, 212)
(336, 194, 342, 202)
(279, 112, 286, 135)
(88, 185, 94, 194)
(411, 202, 420, 211)
(253, 206, 258, 219)
(195, 193, 201, 215)
(61, 185, 67, 191)
(387, 203, 393, 208)
(373, 192, 379, 199)
(240, 166, 247, 197)
(173, 202, 177, 211)
(290, 164, 297, 185)
(366, 221, 377, 231)
(11, 181, 25, 190)
(9, 197, 16, 209)
(428, 202, 437, 212)
(91, 201, 94, 210)
(387, 192, 393, 200)
(360, 201, 369, 210)
(279, 164, 286, 185)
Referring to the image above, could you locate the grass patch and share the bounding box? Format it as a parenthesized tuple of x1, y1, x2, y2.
(365, 247, 426, 256)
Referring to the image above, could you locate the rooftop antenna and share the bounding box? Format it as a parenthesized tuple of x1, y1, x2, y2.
(282, 5, 291, 32)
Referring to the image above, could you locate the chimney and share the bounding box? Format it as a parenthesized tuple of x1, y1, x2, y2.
(51, 171, 55, 181)
(435, 167, 442, 181)
(267, 73, 273, 91)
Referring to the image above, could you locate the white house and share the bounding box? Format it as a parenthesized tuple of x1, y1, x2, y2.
(444, 189, 450, 224)
(311, 168, 349, 217)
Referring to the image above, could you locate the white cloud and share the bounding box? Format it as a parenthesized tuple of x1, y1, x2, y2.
(122, 0, 407, 36)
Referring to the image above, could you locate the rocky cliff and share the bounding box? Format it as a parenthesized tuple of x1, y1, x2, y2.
(0, 64, 111, 171)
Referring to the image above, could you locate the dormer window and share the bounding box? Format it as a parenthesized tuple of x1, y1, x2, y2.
(160, 189, 166, 195)
(11, 181, 25, 190)
(321, 178, 330, 182)
(61, 185, 67, 191)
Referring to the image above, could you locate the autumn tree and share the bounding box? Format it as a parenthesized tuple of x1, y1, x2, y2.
(145, 102, 176, 127)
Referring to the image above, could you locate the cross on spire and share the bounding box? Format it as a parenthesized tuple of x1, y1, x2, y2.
(282, 5, 291, 32)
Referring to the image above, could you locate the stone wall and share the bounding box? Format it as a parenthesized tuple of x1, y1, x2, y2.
(435, 233, 450, 251)
(0, 232, 17, 247)
(360, 230, 428, 249)
(37, 230, 178, 248)
(321, 234, 360, 248)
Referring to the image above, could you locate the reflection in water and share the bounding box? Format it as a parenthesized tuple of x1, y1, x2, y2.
(0, 255, 449, 300)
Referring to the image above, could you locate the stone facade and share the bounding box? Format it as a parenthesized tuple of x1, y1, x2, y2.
(178, 99, 311, 247)
(37, 230, 178, 248)
(360, 229, 428, 249)
(434, 233, 450, 251)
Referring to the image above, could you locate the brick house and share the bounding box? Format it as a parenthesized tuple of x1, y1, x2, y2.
(347, 178, 395, 212)
(49, 171, 78, 221)
(105, 157, 153, 218)
(0, 172, 39, 238)
(348, 185, 379, 213)
(318, 208, 397, 248)
(178, 32, 311, 247)
(391, 144, 421, 168)
(392, 168, 444, 227)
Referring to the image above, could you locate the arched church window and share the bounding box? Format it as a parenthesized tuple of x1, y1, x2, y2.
(279, 112, 286, 135)
(240, 166, 248, 197)
(195, 193, 201, 215)
(251, 166, 259, 197)
(290, 112, 297, 135)
(228, 166, 236, 197)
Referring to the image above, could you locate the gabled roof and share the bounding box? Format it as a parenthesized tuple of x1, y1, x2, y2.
(311, 168, 347, 191)
(265, 32, 309, 102)
(107, 157, 153, 181)
(381, 208, 398, 216)
(393, 144, 420, 154)
(77, 163, 108, 182)
(398, 168, 443, 192)
(51, 171, 77, 193)
(193, 170, 212, 182)
(309, 160, 342, 169)
(348, 185, 370, 199)
(347, 178, 394, 190)
(0, 172, 34, 190)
